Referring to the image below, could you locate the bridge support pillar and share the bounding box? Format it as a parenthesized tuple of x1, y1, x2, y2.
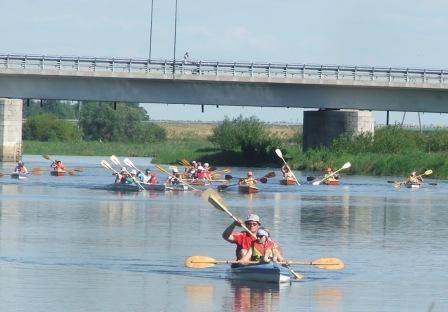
(0, 98, 23, 162)
(303, 109, 374, 151)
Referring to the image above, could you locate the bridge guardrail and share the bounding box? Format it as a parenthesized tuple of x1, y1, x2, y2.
(0, 54, 446, 85)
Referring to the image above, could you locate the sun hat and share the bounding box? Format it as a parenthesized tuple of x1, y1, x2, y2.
(256, 229, 269, 238)
(130, 169, 137, 175)
(245, 214, 260, 223)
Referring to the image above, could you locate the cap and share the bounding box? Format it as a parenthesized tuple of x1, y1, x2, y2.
(172, 167, 179, 173)
(412, 171, 416, 175)
(145, 168, 151, 173)
(192, 161, 197, 164)
(247, 171, 253, 176)
(121, 167, 127, 172)
(245, 214, 260, 223)
(197, 166, 204, 171)
(130, 169, 137, 175)
(256, 229, 269, 238)
(204, 163, 209, 167)
(18, 161, 24, 165)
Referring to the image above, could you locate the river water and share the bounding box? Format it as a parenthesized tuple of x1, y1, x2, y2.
(0, 155, 447, 312)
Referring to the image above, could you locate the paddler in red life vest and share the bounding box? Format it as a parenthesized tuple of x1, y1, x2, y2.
(196, 165, 207, 179)
(148, 171, 158, 184)
(51, 160, 66, 172)
(222, 214, 261, 260)
(14, 161, 29, 174)
(203, 163, 213, 180)
(239, 229, 287, 264)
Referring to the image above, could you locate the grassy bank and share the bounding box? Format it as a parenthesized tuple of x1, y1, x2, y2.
(283, 146, 448, 179)
(24, 139, 216, 164)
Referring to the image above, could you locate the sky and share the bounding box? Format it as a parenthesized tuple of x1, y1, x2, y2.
(2, 0, 448, 125)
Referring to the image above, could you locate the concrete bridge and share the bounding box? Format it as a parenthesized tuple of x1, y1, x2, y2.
(1, 53, 448, 160)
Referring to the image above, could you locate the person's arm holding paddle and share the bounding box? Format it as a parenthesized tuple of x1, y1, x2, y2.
(222, 219, 243, 243)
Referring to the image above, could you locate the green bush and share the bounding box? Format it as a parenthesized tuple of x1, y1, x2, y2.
(23, 114, 81, 141)
(79, 102, 166, 143)
(209, 116, 282, 163)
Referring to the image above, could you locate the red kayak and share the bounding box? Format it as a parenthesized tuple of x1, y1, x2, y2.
(50, 170, 66, 176)
(280, 179, 298, 185)
(323, 178, 340, 186)
(238, 184, 259, 194)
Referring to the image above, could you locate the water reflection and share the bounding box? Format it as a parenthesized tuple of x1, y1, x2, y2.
(228, 280, 281, 312)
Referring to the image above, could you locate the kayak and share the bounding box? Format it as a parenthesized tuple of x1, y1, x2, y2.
(141, 183, 166, 191)
(106, 183, 141, 192)
(189, 179, 206, 186)
(405, 183, 421, 189)
(166, 184, 189, 191)
(323, 178, 340, 186)
(230, 262, 294, 284)
(10, 172, 28, 179)
(50, 170, 66, 176)
(238, 184, 259, 194)
(280, 179, 297, 185)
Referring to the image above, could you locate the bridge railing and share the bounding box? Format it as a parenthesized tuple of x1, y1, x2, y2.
(1, 54, 447, 85)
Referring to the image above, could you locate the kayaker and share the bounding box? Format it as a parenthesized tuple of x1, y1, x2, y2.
(239, 171, 257, 187)
(51, 160, 65, 171)
(281, 165, 294, 181)
(324, 167, 338, 180)
(222, 214, 261, 260)
(14, 161, 29, 174)
(239, 229, 287, 264)
(167, 167, 181, 185)
(149, 171, 158, 184)
(407, 171, 423, 184)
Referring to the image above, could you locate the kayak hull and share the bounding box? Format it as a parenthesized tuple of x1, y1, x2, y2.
(230, 262, 293, 284)
(141, 183, 166, 191)
(280, 179, 297, 185)
(405, 183, 421, 189)
(10, 172, 28, 179)
(323, 179, 340, 186)
(238, 185, 259, 194)
(50, 170, 65, 176)
(106, 183, 141, 192)
(166, 184, 189, 191)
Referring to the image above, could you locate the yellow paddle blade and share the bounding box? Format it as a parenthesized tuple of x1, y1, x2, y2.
(185, 256, 217, 269)
(311, 258, 345, 270)
(424, 169, 433, 176)
(201, 188, 227, 212)
(74, 167, 84, 172)
(155, 164, 168, 174)
(223, 168, 231, 173)
(181, 159, 191, 167)
(42, 154, 51, 160)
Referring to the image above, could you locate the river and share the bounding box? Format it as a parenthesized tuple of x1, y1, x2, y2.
(0, 155, 447, 312)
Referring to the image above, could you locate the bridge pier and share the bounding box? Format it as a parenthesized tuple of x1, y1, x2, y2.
(0, 98, 23, 162)
(303, 109, 374, 151)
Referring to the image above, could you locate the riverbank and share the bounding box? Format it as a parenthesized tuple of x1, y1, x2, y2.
(23, 139, 446, 178)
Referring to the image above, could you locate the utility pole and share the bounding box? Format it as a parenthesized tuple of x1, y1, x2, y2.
(148, 0, 154, 60)
(173, 0, 178, 74)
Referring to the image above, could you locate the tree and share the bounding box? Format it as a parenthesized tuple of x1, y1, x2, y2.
(79, 102, 166, 142)
(23, 114, 81, 141)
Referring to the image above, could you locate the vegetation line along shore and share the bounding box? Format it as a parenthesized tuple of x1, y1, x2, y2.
(22, 100, 448, 178)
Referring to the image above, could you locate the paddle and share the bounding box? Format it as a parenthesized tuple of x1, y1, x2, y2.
(275, 148, 300, 185)
(109, 156, 144, 190)
(185, 255, 345, 270)
(201, 189, 256, 238)
(101, 160, 118, 174)
(155, 164, 198, 191)
(312, 162, 351, 186)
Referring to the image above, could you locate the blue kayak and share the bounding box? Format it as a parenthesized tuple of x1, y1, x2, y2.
(106, 183, 141, 192)
(230, 262, 295, 284)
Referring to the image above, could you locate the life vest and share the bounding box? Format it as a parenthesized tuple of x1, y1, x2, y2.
(149, 175, 158, 184)
(250, 240, 275, 262)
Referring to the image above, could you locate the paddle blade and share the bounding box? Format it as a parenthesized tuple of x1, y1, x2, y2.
(307, 176, 315, 182)
(311, 258, 345, 270)
(275, 148, 283, 158)
(67, 170, 75, 176)
(223, 168, 231, 173)
(224, 174, 233, 180)
(123, 158, 135, 169)
(73, 167, 84, 172)
(110, 155, 121, 166)
(259, 177, 268, 184)
(0, 172, 4, 177)
(202, 188, 228, 212)
(185, 256, 217, 269)
(181, 159, 191, 167)
(342, 162, 351, 170)
(42, 154, 51, 160)
(424, 169, 433, 176)
(312, 181, 320, 186)
(263, 171, 276, 178)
